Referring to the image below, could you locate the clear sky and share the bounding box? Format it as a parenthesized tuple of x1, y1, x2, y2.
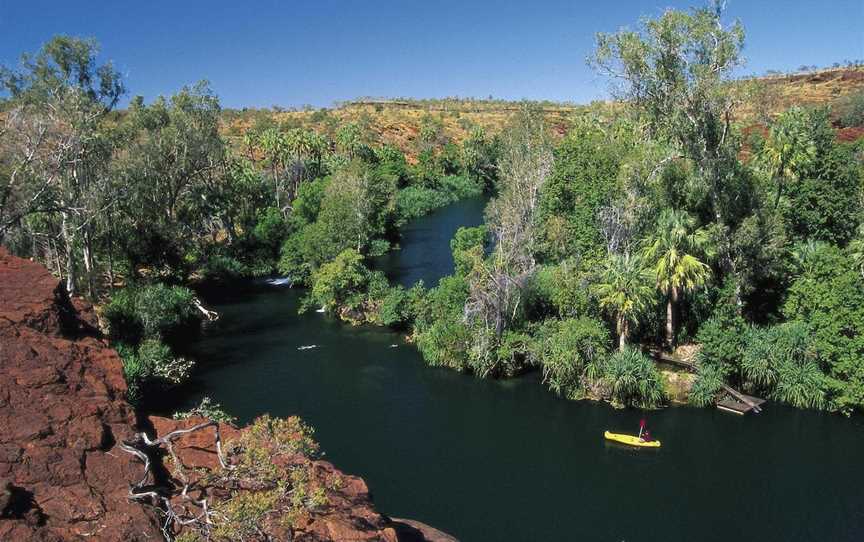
(1, 0, 862, 109)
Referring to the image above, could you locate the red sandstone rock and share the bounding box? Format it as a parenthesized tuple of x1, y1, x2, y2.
(0, 247, 455, 541)
(0, 248, 162, 540)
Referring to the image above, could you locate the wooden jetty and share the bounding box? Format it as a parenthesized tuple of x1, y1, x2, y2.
(650, 349, 766, 415)
(716, 385, 766, 415)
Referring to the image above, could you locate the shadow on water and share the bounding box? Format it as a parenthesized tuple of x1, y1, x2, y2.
(166, 196, 864, 542)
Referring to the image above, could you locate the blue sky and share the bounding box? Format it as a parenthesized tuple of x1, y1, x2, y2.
(1, 0, 862, 108)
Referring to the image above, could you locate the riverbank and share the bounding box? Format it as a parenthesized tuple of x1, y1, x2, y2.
(176, 280, 864, 542)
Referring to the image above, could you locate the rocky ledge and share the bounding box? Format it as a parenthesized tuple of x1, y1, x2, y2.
(0, 248, 454, 541)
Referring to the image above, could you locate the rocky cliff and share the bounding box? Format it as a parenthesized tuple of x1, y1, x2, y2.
(0, 248, 454, 542)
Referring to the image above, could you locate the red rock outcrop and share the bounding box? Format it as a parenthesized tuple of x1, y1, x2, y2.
(0, 248, 455, 541)
(0, 248, 163, 540)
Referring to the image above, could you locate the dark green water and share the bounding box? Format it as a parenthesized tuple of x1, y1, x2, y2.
(177, 198, 864, 542)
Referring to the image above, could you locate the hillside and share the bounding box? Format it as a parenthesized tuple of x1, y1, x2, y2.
(220, 66, 864, 156)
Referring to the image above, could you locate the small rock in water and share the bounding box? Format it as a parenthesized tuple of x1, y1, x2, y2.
(297, 345, 318, 351)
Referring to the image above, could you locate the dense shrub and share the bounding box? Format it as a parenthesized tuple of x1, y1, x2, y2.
(104, 283, 201, 402)
(450, 225, 487, 277)
(837, 91, 864, 128)
(783, 144, 862, 246)
(278, 222, 330, 284)
(494, 331, 534, 377)
(689, 364, 726, 407)
(413, 275, 472, 371)
(374, 284, 424, 328)
(396, 174, 482, 221)
(527, 260, 594, 320)
(782, 244, 864, 412)
(199, 255, 250, 283)
(536, 122, 625, 263)
(104, 283, 200, 346)
(307, 249, 371, 314)
(291, 178, 329, 225)
(396, 186, 453, 220)
(598, 348, 666, 408)
(532, 317, 610, 399)
(694, 294, 748, 380)
(116, 339, 194, 401)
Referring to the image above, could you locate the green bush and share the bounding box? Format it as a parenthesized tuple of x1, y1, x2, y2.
(395, 175, 482, 221)
(278, 222, 336, 285)
(117, 338, 194, 402)
(414, 275, 472, 371)
(599, 348, 666, 408)
(782, 244, 864, 412)
(837, 91, 864, 128)
(741, 321, 817, 397)
(253, 206, 288, 246)
(104, 283, 200, 346)
(527, 260, 594, 320)
(307, 249, 371, 314)
(536, 122, 625, 263)
(493, 331, 533, 377)
(782, 144, 862, 246)
(532, 317, 610, 399)
(694, 292, 748, 379)
(375, 284, 424, 328)
(772, 357, 827, 410)
(450, 225, 487, 277)
(199, 255, 250, 283)
(689, 364, 726, 407)
(291, 178, 329, 225)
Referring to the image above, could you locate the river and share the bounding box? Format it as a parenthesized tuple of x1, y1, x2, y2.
(173, 197, 864, 542)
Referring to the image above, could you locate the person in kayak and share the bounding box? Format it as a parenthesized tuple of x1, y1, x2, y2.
(638, 418, 650, 442)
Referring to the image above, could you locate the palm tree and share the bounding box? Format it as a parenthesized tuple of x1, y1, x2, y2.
(594, 253, 655, 351)
(643, 209, 711, 349)
(759, 107, 817, 209)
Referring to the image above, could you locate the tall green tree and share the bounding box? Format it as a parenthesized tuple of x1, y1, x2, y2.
(592, 2, 747, 304)
(0, 36, 124, 295)
(643, 209, 711, 348)
(463, 107, 552, 372)
(594, 253, 655, 351)
(758, 106, 818, 209)
(117, 82, 224, 278)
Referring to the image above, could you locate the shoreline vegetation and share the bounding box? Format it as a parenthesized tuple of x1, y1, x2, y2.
(2, 1, 864, 421)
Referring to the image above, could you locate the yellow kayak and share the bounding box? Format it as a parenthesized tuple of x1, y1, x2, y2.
(604, 431, 661, 448)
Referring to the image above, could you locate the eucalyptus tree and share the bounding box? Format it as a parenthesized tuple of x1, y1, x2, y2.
(592, 1, 747, 303)
(116, 82, 224, 277)
(463, 107, 552, 373)
(643, 209, 711, 348)
(0, 36, 124, 295)
(594, 253, 655, 351)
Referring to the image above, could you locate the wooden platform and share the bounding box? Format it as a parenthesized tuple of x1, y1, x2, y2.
(716, 391, 766, 415)
(649, 350, 767, 415)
